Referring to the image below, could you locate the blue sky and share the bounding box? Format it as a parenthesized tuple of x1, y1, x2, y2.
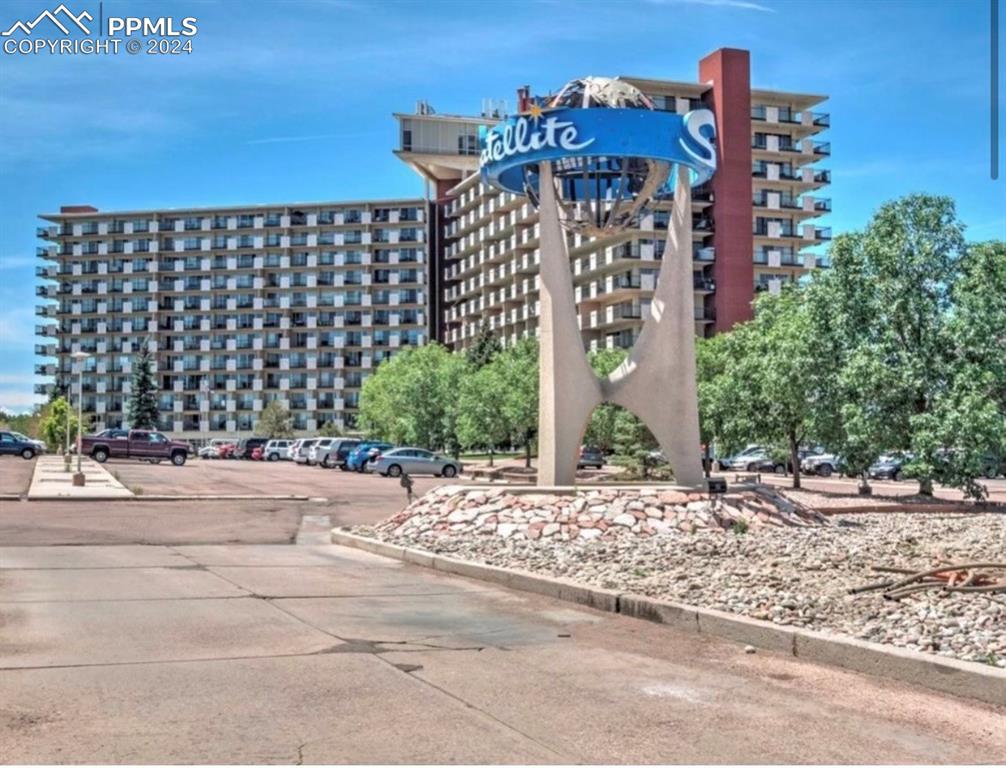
(1, 0, 1003, 411)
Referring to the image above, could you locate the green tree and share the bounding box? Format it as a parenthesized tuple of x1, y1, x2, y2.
(466, 320, 503, 369)
(256, 400, 294, 438)
(583, 348, 628, 455)
(358, 343, 465, 451)
(699, 287, 832, 489)
(456, 360, 511, 465)
(318, 420, 343, 438)
(496, 337, 538, 468)
(39, 397, 81, 453)
(910, 240, 1006, 499)
(807, 195, 969, 495)
(127, 340, 160, 430)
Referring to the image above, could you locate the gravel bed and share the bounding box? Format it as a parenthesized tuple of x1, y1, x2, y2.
(356, 511, 1006, 667)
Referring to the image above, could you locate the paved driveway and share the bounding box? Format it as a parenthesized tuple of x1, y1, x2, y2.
(1, 537, 1004, 763)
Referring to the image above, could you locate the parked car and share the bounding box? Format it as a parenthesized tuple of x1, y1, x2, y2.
(308, 438, 337, 466)
(263, 439, 293, 461)
(980, 454, 1005, 479)
(740, 451, 789, 474)
(717, 445, 768, 471)
(81, 429, 189, 466)
(802, 452, 844, 477)
(368, 447, 462, 478)
(9, 431, 46, 454)
(199, 438, 235, 459)
(716, 445, 766, 471)
(577, 446, 605, 469)
(250, 446, 265, 461)
(316, 438, 360, 469)
(868, 453, 912, 481)
(294, 438, 319, 465)
(234, 437, 268, 460)
(93, 428, 130, 440)
(345, 441, 393, 472)
(0, 431, 42, 459)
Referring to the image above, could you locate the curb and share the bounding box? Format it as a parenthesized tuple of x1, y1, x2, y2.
(331, 529, 1006, 708)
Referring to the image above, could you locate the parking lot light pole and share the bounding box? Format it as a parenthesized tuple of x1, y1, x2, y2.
(71, 351, 89, 486)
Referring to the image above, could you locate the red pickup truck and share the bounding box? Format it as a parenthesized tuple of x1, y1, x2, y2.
(81, 429, 190, 466)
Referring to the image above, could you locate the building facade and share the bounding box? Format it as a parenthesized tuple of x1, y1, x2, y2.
(395, 48, 831, 350)
(34, 200, 429, 436)
(34, 47, 829, 436)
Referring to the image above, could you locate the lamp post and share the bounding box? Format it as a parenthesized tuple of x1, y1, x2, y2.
(70, 351, 90, 486)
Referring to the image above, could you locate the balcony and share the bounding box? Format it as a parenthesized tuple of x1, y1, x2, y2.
(813, 198, 832, 212)
(35, 304, 57, 317)
(34, 383, 54, 395)
(813, 141, 831, 157)
(693, 246, 715, 262)
(35, 265, 57, 278)
(35, 363, 56, 376)
(694, 305, 716, 322)
(36, 246, 57, 259)
(35, 324, 57, 336)
(36, 225, 58, 239)
(811, 112, 830, 128)
(814, 227, 832, 241)
(693, 277, 715, 292)
(35, 343, 56, 355)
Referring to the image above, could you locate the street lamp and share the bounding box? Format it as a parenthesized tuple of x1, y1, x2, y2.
(70, 351, 90, 486)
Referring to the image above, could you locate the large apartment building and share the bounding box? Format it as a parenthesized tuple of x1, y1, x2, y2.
(395, 48, 831, 349)
(34, 200, 429, 435)
(33, 47, 830, 436)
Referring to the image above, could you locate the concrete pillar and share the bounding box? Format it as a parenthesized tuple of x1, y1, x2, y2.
(535, 162, 602, 486)
(604, 166, 705, 488)
(534, 163, 705, 490)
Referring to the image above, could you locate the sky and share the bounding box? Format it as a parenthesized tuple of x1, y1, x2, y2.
(0, 0, 1004, 412)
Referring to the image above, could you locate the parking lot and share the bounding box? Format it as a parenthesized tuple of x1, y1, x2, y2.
(0, 455, 452, 546)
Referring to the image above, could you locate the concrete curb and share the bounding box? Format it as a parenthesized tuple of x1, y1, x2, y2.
(331, 528, 1006, 708)
(24, 494, 312, 502)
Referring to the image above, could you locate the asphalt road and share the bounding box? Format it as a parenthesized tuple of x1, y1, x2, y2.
(2, 538, 1005, 763)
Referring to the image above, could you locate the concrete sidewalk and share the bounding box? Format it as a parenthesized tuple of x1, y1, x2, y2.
(1, 540, 1003, 763)
(26, 455, 134, 500)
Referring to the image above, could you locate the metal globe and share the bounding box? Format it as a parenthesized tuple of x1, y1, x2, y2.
(522, 77, 671, 238)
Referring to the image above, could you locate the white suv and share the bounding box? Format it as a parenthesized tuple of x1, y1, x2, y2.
(263, 439, 293, 461)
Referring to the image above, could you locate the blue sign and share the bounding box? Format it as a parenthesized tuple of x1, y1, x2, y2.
(479, 107, 717, 196)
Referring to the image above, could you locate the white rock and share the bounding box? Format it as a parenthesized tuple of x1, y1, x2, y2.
(613, 514, 636, 527)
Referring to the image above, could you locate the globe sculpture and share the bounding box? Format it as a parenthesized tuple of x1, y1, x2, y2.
(480, 77, 717, 488)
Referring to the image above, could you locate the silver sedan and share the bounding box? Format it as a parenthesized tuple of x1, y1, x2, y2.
(367, 447, 462, 478)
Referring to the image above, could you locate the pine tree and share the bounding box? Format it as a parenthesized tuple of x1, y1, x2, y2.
(466, 320, 502, 369)
(256, 400, 294, 438)
(128, 340, 160, 430)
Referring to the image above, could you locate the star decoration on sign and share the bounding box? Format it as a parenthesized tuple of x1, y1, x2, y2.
(526, 102, 544, 123)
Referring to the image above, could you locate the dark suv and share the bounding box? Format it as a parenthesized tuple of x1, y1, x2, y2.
(577, 446, 605, 469)
(234, 437, 268, 459)
(0, 431, 41, 459)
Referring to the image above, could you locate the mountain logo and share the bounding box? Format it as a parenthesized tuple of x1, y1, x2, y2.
(2, 4, 93, 36)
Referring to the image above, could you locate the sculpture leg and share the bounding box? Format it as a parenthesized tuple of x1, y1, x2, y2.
(536, 161, 602, 486)
(605, 165, 706, 488)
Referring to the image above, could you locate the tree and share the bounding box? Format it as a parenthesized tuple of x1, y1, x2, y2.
(39, 397, 81, 453)
(496, 337, 538, 468)
(128, 340, 159, 430)
(806, 195, 969, 495)
(456, 360, 511, 465)
(466, 320, 502, 369)
(256, 400, 294, 438)
(358, 343, 465, 451)
(910, 240, 1006, 499)
(318, 420, 343, 438)
(699, 287, 832, 489)
(584, 348, 628, 455)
